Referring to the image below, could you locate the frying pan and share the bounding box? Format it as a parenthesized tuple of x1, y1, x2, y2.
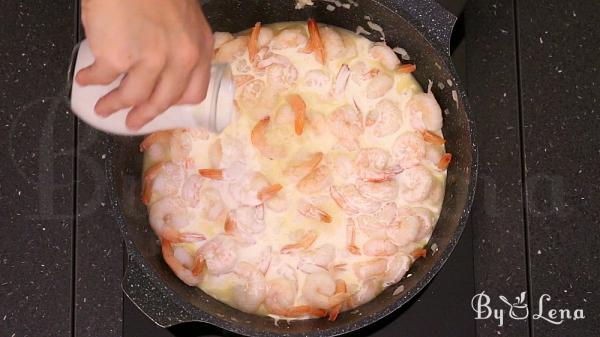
(104, 0, 477, 335)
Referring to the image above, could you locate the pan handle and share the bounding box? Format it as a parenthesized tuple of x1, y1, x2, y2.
(395, 0, 457, 55)
(122, 248, 197, 328)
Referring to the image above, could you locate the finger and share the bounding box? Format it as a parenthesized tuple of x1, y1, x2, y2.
(75, 59, 122, 86)
(94, 61, 163, 116)
(126, 63, 192, 130)
(177, 61, 211, 105)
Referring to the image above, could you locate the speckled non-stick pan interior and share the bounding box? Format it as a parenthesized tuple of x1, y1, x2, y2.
(106, 1, 477, 336)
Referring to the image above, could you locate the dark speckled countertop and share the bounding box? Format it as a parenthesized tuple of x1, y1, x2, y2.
(1, 0, 599, 337)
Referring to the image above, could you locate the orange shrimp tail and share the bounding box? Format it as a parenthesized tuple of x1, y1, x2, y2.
(422, 130, 446, 145)
(248, 22, 261, 62)
(411, 248, 427, 259)
(141, 162, 165, 205)
(251, 116, 271, 147)
(191, 252, 205, 276)
(348, 245, 361, 255)
(318, 209, 333, 223)
(438, 153, 452, 170)
(257, 183, 283, 202)
(281, 231, 317, 254)
(398, 64, 417, 73)
(224, 214, 236, 234)
(287, 94, 306, 135)
(304, 18, 325, 64)
(198, 168, 224, 180)
(139, 130, 171, 152)
(328, 280, 347, 321)
(285, 305, 328, 318)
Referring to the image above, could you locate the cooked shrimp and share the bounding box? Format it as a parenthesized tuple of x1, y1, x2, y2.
(357, 179, 399, 202)
(284, 151, 323, 179)
(215, 36, 249, 63)
(387, 207, 433, 246)
(181, 174, 204, 207)
(271, 28, 308, 50)
(169, 128, 209, 165)
(392, 132, 427, 169)
(302, 272, 346, 309)
(328, 105, 363, 141)
(298, 244, 336, 274)
(227, 172, 281, 206)
(328, 279, 347, 321)
(287, 94, 306, 135)
(365, 99, 402, 137)
(257, 27, 274, 48)
(226, 205, 266, 235)
(161, 240, 204, 286)
(213, 32, 234, 51)
(304, 69, 332, 92)
(251, 117, 287, 159)
(281, 230, 318, 254)
(265, 60, 299, 91)
(321, 26, 345, 62)
(297, 165, 332, 194)
(200, 235, 238, 275)
(353, 258, 387, 280)
(139, 130, 171, 153)
(354, 147, 396, 182)
(383, 254, 411, 286)
(366, 72, 394, 99)
(236, 77, 265, 108)
(369, 43, 400, 70)
(350, 61, 380, 84)
(303, 18, 325, 64)
(348, 278, 382, 308)
(397, 166, 434, 202)
(148, 196, 188, 231)
(346, 219, 361, 255)
(406, 87, 443, 131)
(355, 202, 397, 239)
(330, 184, 382, 215)
(265, 277, 297, 315)
(233, 262, 267, 313)
(298, 200, 332, 223)
(363, 238, 398, 256)
(142, 162, 184, 205)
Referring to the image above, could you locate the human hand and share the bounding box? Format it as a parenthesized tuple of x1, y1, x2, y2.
(76, 0, 214, 130)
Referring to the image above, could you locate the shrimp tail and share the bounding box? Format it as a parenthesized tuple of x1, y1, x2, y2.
(303, 18, 325, 64)
(141, 162, 165, 205)
(284, 305, 328, 318)
(191, 251, 205, 276)
(328, 279, 347, 321)
(287, 94, 306, 135)
(248, 22, 261, 62)
(398, 63, 416, 73)
(257, 183, 283, 202)
(411, 248, 427, 259)
(281, 231, 318, 254)
(437, 153, 452, 170)
(198, 168, 224, 180)
(421, 130, 446, 145)
(139, 130, 171, 152)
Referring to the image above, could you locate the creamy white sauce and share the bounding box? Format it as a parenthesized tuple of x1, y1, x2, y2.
(143, 22, 447, 319)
